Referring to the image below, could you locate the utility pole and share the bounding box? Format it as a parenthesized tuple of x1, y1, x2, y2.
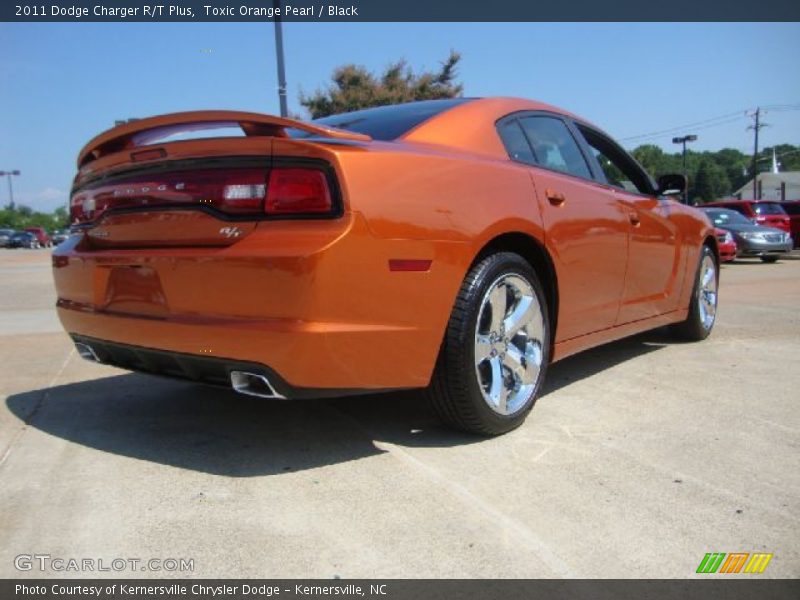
(747, 108, 768, 200)
(273, 0, 288, 117)
(0, 170, 20, 210)
(672, 135, 697, 204)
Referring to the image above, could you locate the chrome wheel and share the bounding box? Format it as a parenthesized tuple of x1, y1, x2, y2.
(474, 273, 545, 416)
(698, 253, 717, 330)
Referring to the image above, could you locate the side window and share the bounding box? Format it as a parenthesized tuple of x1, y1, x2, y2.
(577, 125, 654, 195)
(517, 116, 592, 179)
(497, 119, 536, 165)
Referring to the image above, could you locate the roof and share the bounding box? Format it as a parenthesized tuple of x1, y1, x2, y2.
(400, 97, 598, 159)
(733, 171, 800, 197)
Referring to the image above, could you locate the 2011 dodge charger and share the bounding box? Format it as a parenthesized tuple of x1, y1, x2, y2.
(53, 98, 719, 435)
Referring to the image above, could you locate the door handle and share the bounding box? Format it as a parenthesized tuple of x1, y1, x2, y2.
(545, 189, 566, 206)
(628, 212, 641, 226)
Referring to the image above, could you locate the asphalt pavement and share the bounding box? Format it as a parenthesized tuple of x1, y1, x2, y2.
(1, 248, 798, 578)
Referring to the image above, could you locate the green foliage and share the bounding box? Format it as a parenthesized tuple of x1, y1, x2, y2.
(693, 159, 731, 204)
(300, 51, 463, 118)
(631, 144, 800, 202)
(0, 205, 69, 231)
(631, 144, 681, 179)
(766, 144, 800, 172)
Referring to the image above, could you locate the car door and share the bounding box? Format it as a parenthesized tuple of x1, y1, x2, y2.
(498, 114, 629, 342)
(573, 123, 683, 323)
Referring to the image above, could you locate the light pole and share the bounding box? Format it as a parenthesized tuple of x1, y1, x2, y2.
(0, 170, 21, 210)
(672, 135, 697, 204)
(273, 0, 288, 117)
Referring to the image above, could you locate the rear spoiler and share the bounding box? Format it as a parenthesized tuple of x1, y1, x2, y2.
(77, 110, 372, 168)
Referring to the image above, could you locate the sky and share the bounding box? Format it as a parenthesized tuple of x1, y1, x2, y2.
(1, 22, 799, 212)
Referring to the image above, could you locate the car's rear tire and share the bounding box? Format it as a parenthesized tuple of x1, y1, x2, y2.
(426, 252, 550, 436)
(671, 245, 718, 341)
(760, 255, 779, 263)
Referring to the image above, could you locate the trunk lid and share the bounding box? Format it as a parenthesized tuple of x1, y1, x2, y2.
(71, 111, 366, 248)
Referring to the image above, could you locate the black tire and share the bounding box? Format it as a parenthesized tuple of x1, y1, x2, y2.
(426, 252, 551, 436)
(760, 255, 779, 263)
(671, 245, 718, 341)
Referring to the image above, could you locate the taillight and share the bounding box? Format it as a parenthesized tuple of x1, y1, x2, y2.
(265, 168, 332, 215)
(70, 168, 268, 224)
(70, 166, 334, 224)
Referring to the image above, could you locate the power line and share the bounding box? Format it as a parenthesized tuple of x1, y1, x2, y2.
(619, 111, 745, 143)
(762, 103, 800, 111)
(620, 104, 800, 144)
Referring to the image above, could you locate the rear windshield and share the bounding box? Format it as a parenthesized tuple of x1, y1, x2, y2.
(753, 202, 787, 216)
(293, 98, 473, 141)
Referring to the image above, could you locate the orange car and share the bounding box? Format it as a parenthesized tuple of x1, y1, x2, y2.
(53, 98, 719, 435)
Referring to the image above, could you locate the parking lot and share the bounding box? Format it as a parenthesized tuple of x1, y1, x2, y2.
(0, 248, 798, 578)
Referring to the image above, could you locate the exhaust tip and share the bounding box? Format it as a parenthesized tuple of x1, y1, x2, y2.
(75, 342, 101, 363)
(230, 370, 286, 399)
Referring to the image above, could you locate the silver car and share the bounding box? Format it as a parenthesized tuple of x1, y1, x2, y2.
(700, 207, 793, 263)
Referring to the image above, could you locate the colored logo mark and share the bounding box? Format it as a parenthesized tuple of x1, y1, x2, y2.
(696, 552, 773, 574)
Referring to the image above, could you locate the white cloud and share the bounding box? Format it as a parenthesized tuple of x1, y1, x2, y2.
(36, 187, 68, 202)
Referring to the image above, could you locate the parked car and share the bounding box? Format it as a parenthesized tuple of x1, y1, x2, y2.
(715, 228, 737, 262)
(54, 98, 719, 435)
(704, 199, 791, 234)
(8, 231, 38, 249)
(51, 229, 70, 246)
(780, 200, 800, 247)
(700, 207, 792, 262)
(0, 228, 15, 247)
(25, 227, 52, 248)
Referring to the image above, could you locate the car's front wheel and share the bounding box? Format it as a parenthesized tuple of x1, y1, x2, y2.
(760, 255, 779, 263)
(671, 245, 718, 341)
(426, 252, 550, 435)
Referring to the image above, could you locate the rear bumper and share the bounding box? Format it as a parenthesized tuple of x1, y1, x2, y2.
(70, 334, 377, 399)
(53, 212, 467, 391)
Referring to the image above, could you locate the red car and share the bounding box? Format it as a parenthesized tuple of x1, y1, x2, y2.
(780, 201, 800, 247)
(715, 228, 737, 262)
(24, 227, 52, 248)
(704, 200, 791, 234)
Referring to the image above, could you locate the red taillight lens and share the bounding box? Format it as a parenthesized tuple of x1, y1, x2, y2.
(70, 166, 334, 224)
(265, 168, 332, 215)
(70, 168, 268, 224)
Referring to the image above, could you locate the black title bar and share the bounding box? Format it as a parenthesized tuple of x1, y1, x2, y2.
(3, 0, 800, 22)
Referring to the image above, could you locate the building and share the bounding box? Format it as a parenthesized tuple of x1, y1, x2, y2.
(733, 171, 800, 201)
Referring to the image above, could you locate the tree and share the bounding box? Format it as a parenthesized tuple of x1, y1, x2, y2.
(762, 144, 800, 173)
(631, 144, 681, 179)
(693, 159, 731, 204)
(53, 206, 69, 228)
(300, 51, 463, 118)
(0, 205, 69, 230)
(714, 148, 749, 192)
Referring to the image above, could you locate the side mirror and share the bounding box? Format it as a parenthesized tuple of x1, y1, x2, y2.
(657, 174, 687, 197)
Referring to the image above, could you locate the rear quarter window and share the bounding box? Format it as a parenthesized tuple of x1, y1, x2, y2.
(497, 120, 536, 165)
